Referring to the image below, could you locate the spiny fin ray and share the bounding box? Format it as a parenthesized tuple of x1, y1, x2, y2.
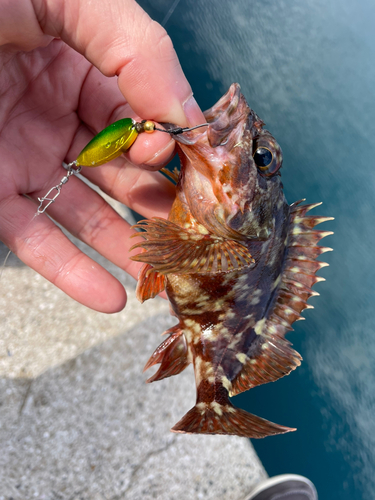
(130, 217, 254, 275)
(230, 336, 302, 396)
(231, 201, 332, 395)
(144, 325, 190, 383)
(136, 264, 166, 303)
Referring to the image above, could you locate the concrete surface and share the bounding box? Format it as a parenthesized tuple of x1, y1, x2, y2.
(0, 195, 267, 499)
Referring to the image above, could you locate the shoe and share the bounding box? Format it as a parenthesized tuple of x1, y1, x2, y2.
(244, 474, 318, 500)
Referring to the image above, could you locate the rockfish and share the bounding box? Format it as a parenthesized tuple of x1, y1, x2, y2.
(131, 83, 333, 438)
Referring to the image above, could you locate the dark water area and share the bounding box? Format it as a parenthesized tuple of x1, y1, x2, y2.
(138, 1, 375, 499)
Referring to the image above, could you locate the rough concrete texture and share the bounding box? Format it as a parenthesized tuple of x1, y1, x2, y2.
(0, 198, 267, 499)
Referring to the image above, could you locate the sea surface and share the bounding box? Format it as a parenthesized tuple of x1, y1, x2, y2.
(138, 1, 375, 499)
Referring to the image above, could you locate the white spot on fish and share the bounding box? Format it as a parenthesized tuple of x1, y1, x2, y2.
(290, 266, 301, 273)
(254, 318, 266, 336)
(183, 329, 193, 342)
(268, 324, 277, 335)
(213, 298, 226, 311)
(195, 356, 203, 386)
(196, 294, 210, 305)
(184, 319, 201, 335)
(197, 224, 209, 234)
(202, 327, 216, 342)
(272, 275, 281, 289)
(236, 353, 248, 364)
(211, 402, 223, 416)
(222, 376, 232, 391)
(219, 310, 236, 321)
(196, 402, 207, 414)
(220, 326, 229, 336)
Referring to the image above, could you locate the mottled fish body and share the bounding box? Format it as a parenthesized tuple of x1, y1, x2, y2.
(131, 84, 332, 438)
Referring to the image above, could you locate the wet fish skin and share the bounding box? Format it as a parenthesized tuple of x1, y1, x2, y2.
(131, 83, 333, 438)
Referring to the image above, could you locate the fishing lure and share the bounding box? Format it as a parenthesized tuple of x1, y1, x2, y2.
(75, 119, 156, 168)
(37, 118, 207, 214)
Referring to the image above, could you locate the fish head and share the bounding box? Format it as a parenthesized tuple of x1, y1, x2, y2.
(169, 83, 284, 240)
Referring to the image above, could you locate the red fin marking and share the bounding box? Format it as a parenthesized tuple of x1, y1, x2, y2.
(130, 218, 254, 274)
(281, 279, 320, 300)
(289, 231, 334, 247)
(285, 258, 329, 274)
(290, 201, 322, 215)
(136, 264, 166, 303)
(171, 400, 294, 438)
(273, 303, 304, 323)
(269, 313, 294, 331)
(293, 215, 335, 228)
(283, 270, 325, 287)
(144, 325, 190, 383)
(287, 245, 333, 260)
(277, 290, 308, 311)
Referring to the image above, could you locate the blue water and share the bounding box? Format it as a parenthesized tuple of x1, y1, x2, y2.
(138, 1, 375, 499)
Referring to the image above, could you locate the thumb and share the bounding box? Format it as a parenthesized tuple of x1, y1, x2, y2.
(36, 0, 205, 126)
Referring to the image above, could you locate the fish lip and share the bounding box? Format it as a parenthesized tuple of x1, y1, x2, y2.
(204, 83, 242, 123)
(161, 83, 247, 148)
(204, 83, 249, 149)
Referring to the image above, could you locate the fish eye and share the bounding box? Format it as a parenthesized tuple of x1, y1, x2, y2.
(253, 135, 283, 177)
(253, 147, 273, 169)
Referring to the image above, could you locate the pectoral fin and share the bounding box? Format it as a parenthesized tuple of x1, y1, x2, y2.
(130, 218, 254, 274)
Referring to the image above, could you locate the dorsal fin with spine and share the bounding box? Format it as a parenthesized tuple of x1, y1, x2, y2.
(230, 201, 333, 396)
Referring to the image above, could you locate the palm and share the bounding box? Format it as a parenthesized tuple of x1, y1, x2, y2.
(0, 39, 175, 312)
(2, 40, 113, 195)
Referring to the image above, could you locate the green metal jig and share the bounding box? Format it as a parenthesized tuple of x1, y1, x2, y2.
(36, 118, 208, 214)
(75, 118, 208, 167)
(76, 118, 154, 168)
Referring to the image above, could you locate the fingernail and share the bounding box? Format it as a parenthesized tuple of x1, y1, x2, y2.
(183, 95, 206, 127)
(142, 139, 175, 169)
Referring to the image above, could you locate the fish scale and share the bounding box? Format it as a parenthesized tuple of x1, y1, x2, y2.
(131, 83, 333, 438)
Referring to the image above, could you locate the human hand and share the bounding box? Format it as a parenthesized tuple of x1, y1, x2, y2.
(0, 0, 205, 312)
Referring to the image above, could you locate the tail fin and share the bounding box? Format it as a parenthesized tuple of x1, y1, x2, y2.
(144, 325, 190, 383)
(171, 400, 295, 438)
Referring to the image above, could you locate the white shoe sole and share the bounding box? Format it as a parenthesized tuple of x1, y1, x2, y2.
(244, 474, 318, 500)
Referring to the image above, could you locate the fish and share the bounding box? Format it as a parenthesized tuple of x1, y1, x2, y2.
(130, 83, 333, 438)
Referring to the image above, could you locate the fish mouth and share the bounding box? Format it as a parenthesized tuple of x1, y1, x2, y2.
(162, 83, 249, 149)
